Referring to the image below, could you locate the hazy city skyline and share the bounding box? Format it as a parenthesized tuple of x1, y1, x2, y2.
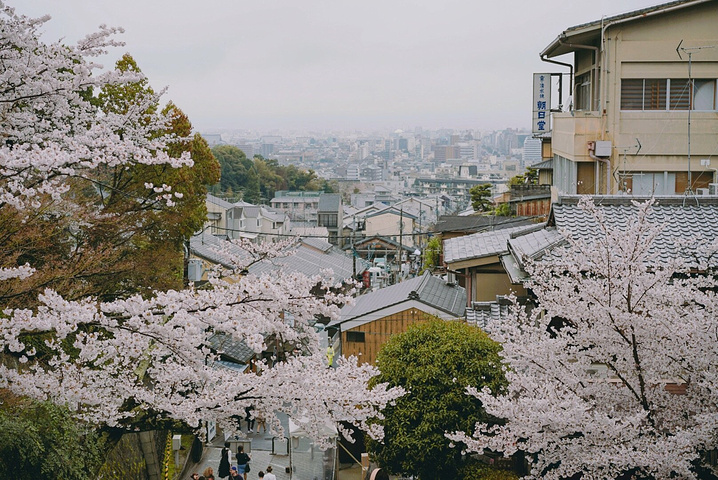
(22, 0, 662, 133)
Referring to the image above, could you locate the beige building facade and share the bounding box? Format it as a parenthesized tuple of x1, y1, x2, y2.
(541, 0, 718, 195)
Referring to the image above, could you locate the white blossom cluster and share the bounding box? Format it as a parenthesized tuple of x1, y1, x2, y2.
(0, 264, 402, 445)
(0, 3, 404, 445)
(448, 198, 718, 479)
(0, 3, 191, 209)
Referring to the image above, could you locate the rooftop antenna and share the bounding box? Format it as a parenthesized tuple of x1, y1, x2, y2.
(676, 40, 716, 197)
(613, 139, 641, 193)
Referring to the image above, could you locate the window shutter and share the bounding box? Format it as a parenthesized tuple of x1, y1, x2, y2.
(621, 79, 644, 110)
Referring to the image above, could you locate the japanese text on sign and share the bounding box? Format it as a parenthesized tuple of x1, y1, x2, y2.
(532, 73, 551, 134)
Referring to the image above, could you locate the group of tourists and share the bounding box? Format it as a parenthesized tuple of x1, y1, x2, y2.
(191, 442, 276, 480)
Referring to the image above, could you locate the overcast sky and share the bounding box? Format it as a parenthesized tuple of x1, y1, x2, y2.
(20, 0, 660, 133)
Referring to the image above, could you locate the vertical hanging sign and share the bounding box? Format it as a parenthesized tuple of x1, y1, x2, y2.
(532, 73, 551, 134)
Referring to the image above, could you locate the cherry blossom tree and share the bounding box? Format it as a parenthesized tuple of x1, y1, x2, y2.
(448, 198, 718, 479)
(0, 2, 402, 449)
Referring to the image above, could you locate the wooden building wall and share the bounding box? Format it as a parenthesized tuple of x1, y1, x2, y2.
(341, 308, 436, 365)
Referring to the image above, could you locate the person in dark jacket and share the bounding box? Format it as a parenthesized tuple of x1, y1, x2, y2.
(218, 442, 231, 478)
(235, 445, 251, 480)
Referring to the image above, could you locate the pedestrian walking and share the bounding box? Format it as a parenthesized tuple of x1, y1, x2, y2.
(257, 472, 264, 479)
(255, 412, 267, 433)
(236, 445, 251, 480)
(263, 465, 276, 480)
(218, 442, 232, 478)
(190, 473, 200, 480)
(326, 345, 334, 367)
(229, 466, 241, 480)
(245, 406, 255, 433)
(203, 467, 215, 480)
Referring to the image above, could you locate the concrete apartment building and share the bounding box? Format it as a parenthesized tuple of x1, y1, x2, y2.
(540, 0, 718, 195)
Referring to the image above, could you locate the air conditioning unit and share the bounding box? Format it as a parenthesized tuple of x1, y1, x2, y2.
(595, 140, 612, 157)
(710, 183, 718, 195)
(588, 140, 612, 157)
(187, 259, 204, 282)
(696, 188, 709, 195)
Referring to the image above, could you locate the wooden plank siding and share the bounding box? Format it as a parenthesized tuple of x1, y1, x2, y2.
(341, 308, 440, 365)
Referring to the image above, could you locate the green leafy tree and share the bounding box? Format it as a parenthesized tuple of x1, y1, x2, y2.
(212, 145, 252, 194)
(493, 203, 512, 217)
(367, 319, 506, 480)
(508, 167, 538, 187)
(0, 56, 219, 305)
(421, 237, 442, 273)
(243, 167, 262, 204)
(253, 157, 286, 202)
(470, 184, 493, 213)
(0, 392, 108, 480)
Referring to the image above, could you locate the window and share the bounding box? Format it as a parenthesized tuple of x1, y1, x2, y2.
(622, 78, 716, 110)
(621, 79, 666, 110)
(575, 72, 592, 111)
(670, 79, 690, 110)
(318, 214, 337, 228)
(694, 79, 716, 110)
(346, 331, 365, 343)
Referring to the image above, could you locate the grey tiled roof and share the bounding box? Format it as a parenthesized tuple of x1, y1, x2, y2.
(507, 227, 564, 271)
(248, 242, 368, 281)
(208, 333, 256, 364)
(301, 237, 333, 252)
(444, 224, 541, 264)
(466, 301, 512, 330)
(550, 197, 718, 267)
(190, 230, 250, 269)
(434, 215, 534, 234)
(353, 235, 416, 252)
(502, 196, 718, 276)
(190, 231, 367, 281)
(318, 194, 342, 212)
(530, 159, 553, 170)
(564, 0, 694, 34)
(207, 194, 235, 210)
(242, 206, 260, 218)
(365, 206, 418, 220)
(329, 272, 466, 327)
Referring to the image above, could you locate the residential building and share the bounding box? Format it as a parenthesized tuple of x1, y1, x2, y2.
(448, 194, 718, 327)
(443, 223, 540, 306)
(414, 177, 504, 211)
(326, 272, 466, 365)
(540, 0, 718, 195)
(205, 194, 289, 242)
(206, 194, 236, 235)
(364, 206, 418, 248)
(188, 230, 367, 290)
(317, 193, 343, 246)
(270, 191, 322, 222)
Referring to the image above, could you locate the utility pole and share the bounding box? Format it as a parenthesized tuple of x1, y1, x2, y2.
(398, 208, 403, 283)
(677, 41, 716, 194)
(352, 215, 356, 279)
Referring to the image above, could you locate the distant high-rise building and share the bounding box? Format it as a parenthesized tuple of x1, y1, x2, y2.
(346, 164, 361, 181)
(261, 143, 274, 157)
(433, 145, 459, 163)
(237, 144, 254, 158)
(522, 138, 542, 168)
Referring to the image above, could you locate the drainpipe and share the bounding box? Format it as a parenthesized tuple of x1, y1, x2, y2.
(558, 35, 600, 111)
(540, 54, 572, 110)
